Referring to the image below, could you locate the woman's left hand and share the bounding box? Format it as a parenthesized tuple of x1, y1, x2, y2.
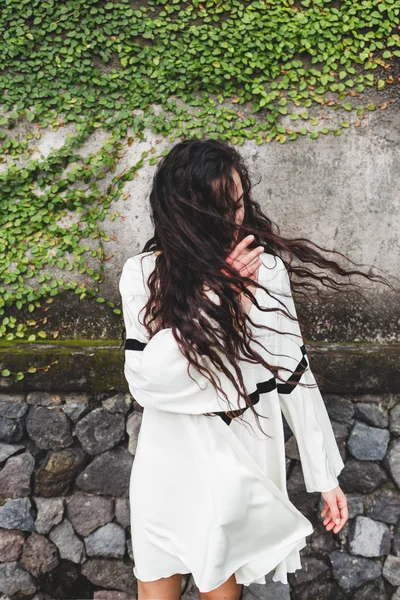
(320, 485, 348, 533)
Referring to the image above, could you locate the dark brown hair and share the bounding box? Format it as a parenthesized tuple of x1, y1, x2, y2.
(122, 138, 394, 438)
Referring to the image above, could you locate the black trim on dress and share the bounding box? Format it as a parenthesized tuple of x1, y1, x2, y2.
(124, 338, 309, 427)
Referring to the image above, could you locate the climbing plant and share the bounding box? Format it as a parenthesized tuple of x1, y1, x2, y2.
(0, 0, 399, 381)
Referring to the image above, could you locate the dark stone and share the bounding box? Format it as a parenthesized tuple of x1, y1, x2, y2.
(347, 421, 390, 460)
(85, 522, 126, 558)
(382, 555, 400, 586)
(0, 395, 28, 419)
(345, 493, 364, 519)
(383, 438, 400, 488)
(0, 451, 35, 498)
(351, 577, 387, 600)
(62, 392, 91, 422)
(26, 391, 63, 406)
(323, 395, 355, 425)
(115, 498, 130, 529)
(26, 406, 73, 450)
(329, 550, 382, 591)
(0, 415, 25, 443)
(40, 558, 95, 599)
(0, 560, 36, 596)
(0, 442, 25, 463)
(354, 402, 389, 428)
(311, 526, 335, 553)
(76, 447, 133, 497)
(34, 496, 65, 534)
(49, 519, 85, 564)
(20, 531, 59, 576)
(287, 462, 307, 494)
(94, 592, 136, 600)
(102, 392, 132, 415)
(34, 448, 88, 497)
(74, 408, 125, 455)
(290, 556, 329, 585)
(286, 463, 319, 521)
(390, 403, 400, 434)
(25, 437, 47, 460)
(0, 497, 36, 531)
(348, 516, 391, 557)
(365, 486, 400, 524)
(393, 519, 400, 556)
(81, 558, 136, 594)
(339, 458, 389, 493)
(285, 435, 299, 460)
(331, 421, 349, 460)
(0, 528, 25, 562)
(291, 579, 344, 600)
(66, 493, 114, 537)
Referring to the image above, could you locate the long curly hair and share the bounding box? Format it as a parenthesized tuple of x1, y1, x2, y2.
(121, 137, 393, 438)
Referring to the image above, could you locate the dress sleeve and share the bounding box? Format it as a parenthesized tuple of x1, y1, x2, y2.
(119, 255, 243, 415)
(272, 257, 345, 493)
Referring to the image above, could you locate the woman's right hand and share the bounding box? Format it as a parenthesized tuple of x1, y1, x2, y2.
(320, 485, 348, 533)
(222, 234, 264, 313)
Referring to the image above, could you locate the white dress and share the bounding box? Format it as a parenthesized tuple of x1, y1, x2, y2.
(119, 250, 345, 593)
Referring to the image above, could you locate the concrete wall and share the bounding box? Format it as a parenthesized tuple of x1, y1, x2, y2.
(102, 99, 400, 344)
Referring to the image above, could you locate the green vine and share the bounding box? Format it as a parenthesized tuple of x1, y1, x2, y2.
(0, 0, 399, 381)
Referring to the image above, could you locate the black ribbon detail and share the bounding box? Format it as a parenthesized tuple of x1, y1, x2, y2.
(125, 338, 147, 351)
(276, 344, 308, 395)
(124, 338, 308, 426)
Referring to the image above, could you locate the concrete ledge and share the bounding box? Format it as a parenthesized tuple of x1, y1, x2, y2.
(0, 341, 399, 394)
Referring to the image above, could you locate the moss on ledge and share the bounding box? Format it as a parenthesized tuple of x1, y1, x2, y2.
(0, 340, 399, 395)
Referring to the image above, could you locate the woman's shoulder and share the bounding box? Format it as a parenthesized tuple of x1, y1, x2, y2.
(119, 251, 156, 298)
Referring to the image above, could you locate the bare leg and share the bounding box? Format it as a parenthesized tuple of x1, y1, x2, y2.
(197, 573, 243, 600)
(137, 573, 183, 600)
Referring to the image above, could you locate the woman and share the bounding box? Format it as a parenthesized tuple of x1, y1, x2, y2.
(119, 139, 390, 600)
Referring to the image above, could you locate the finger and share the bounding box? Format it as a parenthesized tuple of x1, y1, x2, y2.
(242, 263, 262, 289)
(320, 502, 330, 518)
(331, 515, 347, 534)
(325, 520, 339, 532)
(326, 499, 341, 526)
(226, 235, 255, 263)
(236, 247, 264, 272)
(239, 257, 262, 279)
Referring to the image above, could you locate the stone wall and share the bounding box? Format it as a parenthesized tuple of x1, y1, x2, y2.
(0, 389, 399, 600)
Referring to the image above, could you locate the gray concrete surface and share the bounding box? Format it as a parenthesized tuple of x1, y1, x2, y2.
(2, 96, 399, 343)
